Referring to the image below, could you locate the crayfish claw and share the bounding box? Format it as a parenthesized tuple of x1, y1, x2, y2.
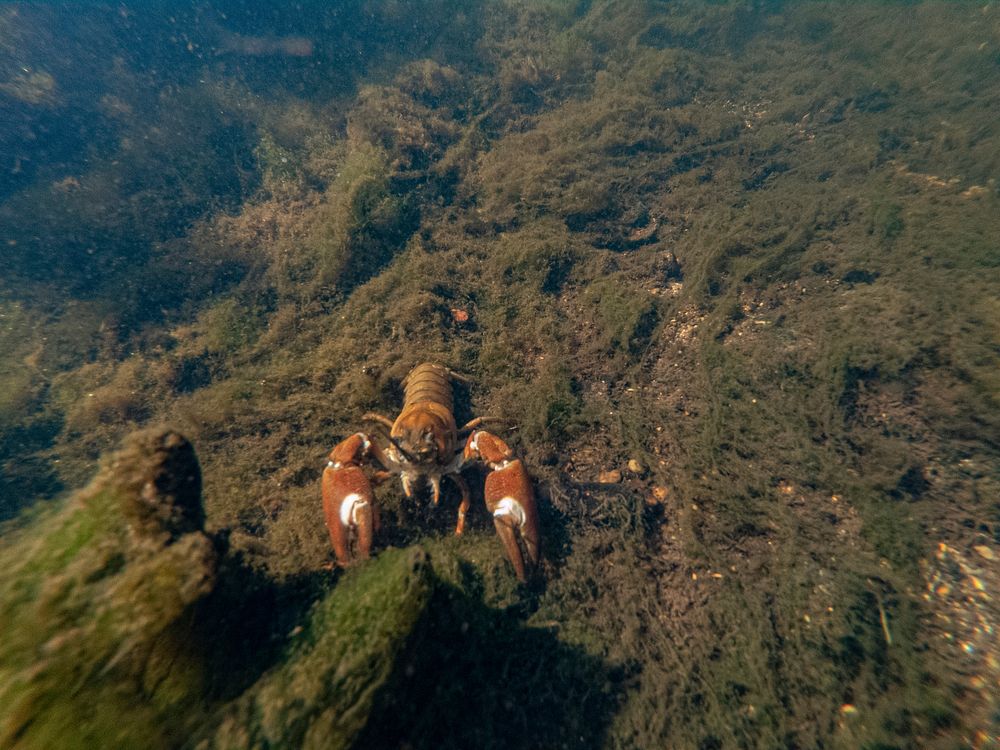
(322, 434, 378, 567)
(465, 429, 542, 582)
(493, 515, 527, 581)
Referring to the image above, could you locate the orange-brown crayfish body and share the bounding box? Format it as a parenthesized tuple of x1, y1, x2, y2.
(320, 364, 543, 579)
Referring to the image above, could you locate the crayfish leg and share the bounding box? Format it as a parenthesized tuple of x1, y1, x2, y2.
(522, 522, 541, 566)
(401, 473, 414, 498)
(449, 473, 471, 535)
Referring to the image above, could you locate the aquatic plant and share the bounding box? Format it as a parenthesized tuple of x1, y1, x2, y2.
(1, 0, 998, 747)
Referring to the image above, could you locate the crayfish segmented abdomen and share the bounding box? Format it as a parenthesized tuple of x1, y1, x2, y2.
(401, 362, 455, 413)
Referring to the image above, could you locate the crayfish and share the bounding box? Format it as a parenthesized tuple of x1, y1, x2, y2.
(321, 363, 541, 581)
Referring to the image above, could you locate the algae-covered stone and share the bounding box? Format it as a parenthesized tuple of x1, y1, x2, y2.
(208, 547, 435, 750)
(0, 428, 217, 749)
(114, 429, 205, 544)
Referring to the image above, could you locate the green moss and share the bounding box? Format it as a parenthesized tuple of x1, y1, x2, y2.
(582, 275, 660, 358)
(0, 431, 217, 749)
(499, 358, 582, 443)
(254, 130, 302, 194)
(868, 201, 904, 246)
(200, 298, 266, 354)
(209, 547, 435, 750)
(0, 303, 41, 429)
(208, 538, 606, 750)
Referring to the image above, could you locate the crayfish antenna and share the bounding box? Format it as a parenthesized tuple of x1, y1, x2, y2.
(361, 412, 395, 431)
(444, 366, 472, 384)
(458, 417, 515, 438)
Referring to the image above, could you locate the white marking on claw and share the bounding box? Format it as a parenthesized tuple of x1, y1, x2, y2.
(493, 497, 526, 529)
(339, 493, 368, 527)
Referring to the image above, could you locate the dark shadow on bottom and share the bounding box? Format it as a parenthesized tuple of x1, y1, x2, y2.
(353, 574, 623, 750)
(189, 547, 329, 701)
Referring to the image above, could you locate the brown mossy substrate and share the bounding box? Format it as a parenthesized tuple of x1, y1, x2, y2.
(2, 1, 1000, 748)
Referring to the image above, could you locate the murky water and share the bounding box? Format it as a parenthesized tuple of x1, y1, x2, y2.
(2, 2, 999, 748)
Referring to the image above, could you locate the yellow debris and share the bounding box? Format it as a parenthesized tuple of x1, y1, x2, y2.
(973, 545, 996, 561)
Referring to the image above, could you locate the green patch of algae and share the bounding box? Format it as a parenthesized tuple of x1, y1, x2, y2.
(209, 547, 437, 750)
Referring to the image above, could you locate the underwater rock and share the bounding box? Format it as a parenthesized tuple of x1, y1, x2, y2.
(113, 429, 205, 544)
(659, 251, 682, 281)
(0, 70, 58, 106)
(624, 216, 660, 247)
(394, 59, 466, 110)
(0, 428, 217, 749)
(647, 486, 669, 505)
(346, 84, 461, 172)
(627, 458, 647, 475)
(208, 547, 436, 750)
(974, 545, 996, 562)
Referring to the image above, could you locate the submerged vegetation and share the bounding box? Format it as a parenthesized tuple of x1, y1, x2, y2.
(2, 1, 999, 747)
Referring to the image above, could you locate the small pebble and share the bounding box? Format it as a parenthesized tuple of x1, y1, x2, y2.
(973, 545, 995, 561)
(597, 469, 622, 483)
(648, 486, 669, 505)
(627, 458, 646, 475)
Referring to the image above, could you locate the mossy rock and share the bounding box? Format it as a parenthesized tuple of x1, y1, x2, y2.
(208, 547, 436, 750)
(0, 429, 217, 749)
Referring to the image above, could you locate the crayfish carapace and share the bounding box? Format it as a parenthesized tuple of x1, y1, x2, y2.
(321, 363, 541, 581)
